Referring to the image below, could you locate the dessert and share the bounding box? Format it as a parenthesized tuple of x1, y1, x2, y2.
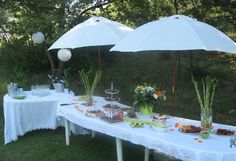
(103, 104, 120, 110)
(113, 112, 124, 119)
(180, 125, 201, 133)
(85, 110, 104, 117)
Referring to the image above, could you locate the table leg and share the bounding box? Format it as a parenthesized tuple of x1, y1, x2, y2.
(91, 130, 96, 138)
(116, 138, 123, 161)
(65, 118, 70, 146)
(144, 147, 150, 161)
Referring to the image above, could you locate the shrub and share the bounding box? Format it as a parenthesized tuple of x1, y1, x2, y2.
(0, 39, 50, 73)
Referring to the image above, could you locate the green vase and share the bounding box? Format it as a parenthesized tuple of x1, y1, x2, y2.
(140, 104, 153, 116)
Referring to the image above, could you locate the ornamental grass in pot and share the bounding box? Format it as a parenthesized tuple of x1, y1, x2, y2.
(79, 69, 102, 104)
(192, 75, 218, 129)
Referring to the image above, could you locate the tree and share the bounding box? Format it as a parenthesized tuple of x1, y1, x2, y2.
(0, 7, 9, 41)
(99, 0, 154, 27)
(0, 0, 116, 77)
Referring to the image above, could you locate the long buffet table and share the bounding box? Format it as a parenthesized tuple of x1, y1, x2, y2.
(3, 90, 75, 144)
(57, 96, 236, 161)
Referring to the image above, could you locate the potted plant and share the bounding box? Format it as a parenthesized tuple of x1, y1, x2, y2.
(79, 69, 102, 104)
(192, 75, 218, 129)
(133, 84, 166, 116)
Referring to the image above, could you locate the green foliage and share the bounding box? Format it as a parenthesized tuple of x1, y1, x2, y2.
(79, 69, 102, 96)
(133, 84, 166, 109)
(0, 39, 50, 73)
(62, 68, 71, 88)
(12, 66, 24, 87)
(101, 0, 154, 27)
(192, 75, 218, 110)
(0, 7, 8, 28)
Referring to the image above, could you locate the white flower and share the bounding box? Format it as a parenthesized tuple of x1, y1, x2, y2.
(153, 93, 158, 100)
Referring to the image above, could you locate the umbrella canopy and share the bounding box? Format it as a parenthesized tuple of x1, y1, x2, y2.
(110, 15, 236, 53)
(110, 15, 236, 111)
(48, 16, 134, 50)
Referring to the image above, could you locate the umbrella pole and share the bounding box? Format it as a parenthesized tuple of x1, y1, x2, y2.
(169, 53, 178, 113)
(58, 60, 64, 78)
(98, 47, 101, 70)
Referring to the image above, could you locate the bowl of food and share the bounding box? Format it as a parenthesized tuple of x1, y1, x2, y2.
(200, 131, 209, 139)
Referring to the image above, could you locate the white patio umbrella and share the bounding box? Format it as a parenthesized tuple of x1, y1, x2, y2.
(110, 14, 236, 109)
(48, 16, 133, 69)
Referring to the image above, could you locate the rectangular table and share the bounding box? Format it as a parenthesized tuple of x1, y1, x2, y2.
(3, 90, 74, 144)
(57, 96, 236, 161)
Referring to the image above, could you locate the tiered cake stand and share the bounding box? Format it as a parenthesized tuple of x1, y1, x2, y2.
(105, 82, 120, 102)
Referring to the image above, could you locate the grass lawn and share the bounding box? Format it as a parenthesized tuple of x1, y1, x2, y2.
(0, 52, 235, 161)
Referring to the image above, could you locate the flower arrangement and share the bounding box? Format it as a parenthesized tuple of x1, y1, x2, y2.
(133, 84, 166, 115)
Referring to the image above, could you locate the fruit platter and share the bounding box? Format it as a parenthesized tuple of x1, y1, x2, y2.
(214, 128, 235, 136)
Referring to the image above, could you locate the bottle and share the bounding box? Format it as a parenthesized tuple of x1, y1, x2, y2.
(7, 78, 17, 97)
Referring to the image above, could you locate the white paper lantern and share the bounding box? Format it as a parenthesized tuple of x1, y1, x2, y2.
(32, 32, 45, 44)
(57, 48, 72, 62)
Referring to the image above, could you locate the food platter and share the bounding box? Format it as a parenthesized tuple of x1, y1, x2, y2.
(213, 129, 235, 136)
(178, 125, 201, 134)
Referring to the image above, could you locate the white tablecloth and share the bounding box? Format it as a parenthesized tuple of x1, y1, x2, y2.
(4, 90, 74, 144)
(57, 96, 236, 161)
